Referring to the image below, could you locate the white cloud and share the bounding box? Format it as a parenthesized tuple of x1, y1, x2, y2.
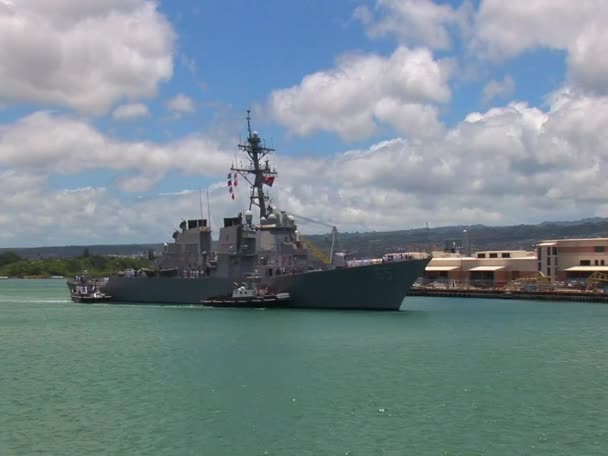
(474, 0, 608, 93)
(167, 94, 195, 114)
(355, 0, 472, 50)
(0, 0, 175, 114)
(268, 46, 452, 140)
(3, 0, 608, 246)
(482, 74, 515, 105)
(3, 88, 608, 244)
(0, 111, 233, 188)
(114, 174, 163, 193)
(112, 103, 150, 121)
(0, 170, 259, 247)
(268, 87, 608, 232)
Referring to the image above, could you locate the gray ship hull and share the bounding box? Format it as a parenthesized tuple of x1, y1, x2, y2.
(94, 258, 429, 310)
(100, 276, 234, 305)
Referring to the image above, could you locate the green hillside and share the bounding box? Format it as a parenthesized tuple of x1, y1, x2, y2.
(0, 251, 152, 279)
(2, 217, 608, 263)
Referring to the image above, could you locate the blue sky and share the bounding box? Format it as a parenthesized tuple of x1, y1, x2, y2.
(1, 0, 607, 246)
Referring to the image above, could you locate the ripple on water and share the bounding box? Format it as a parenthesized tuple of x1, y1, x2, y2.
(1, 281, 607, 455)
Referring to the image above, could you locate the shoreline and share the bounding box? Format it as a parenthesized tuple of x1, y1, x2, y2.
(407, 287, 608, 303)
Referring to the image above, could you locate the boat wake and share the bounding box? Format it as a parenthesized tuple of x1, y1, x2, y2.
(0, 298, 70, 303)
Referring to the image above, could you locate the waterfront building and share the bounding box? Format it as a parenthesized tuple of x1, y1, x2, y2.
(424, 250, 537, 287)
(424, 238, 608, 287)
(536, 238, 608, 283)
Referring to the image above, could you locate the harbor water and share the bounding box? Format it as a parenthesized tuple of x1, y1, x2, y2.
(1, 279, 607, 455)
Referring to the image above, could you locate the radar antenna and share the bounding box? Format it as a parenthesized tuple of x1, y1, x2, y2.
(230, 110, 277, 219)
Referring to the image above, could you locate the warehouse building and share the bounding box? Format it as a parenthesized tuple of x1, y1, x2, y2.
(424, 250, 537, 287)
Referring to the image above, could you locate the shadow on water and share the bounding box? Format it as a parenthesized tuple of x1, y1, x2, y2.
(167, 303, 431, 318)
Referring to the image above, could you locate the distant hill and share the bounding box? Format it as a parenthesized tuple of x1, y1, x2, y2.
(0, 244, 162, 259)
(2, 217, 608, 259)
(538, 217, 608, 226)
(304, 217, 608, 258)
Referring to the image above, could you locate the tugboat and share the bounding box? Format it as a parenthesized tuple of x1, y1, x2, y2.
(69, 275, 112, 303)
(202, 271, 290, 308)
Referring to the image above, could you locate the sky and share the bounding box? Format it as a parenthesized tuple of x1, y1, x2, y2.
(1, 0, 608, 247)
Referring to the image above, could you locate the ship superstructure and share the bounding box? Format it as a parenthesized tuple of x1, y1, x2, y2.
(154, 111, 321, 282)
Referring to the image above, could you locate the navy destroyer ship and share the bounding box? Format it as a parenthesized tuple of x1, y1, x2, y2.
(85, 113, 430, 310)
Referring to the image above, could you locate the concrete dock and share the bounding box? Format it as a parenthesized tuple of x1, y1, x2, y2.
(407, 287, 608, 303)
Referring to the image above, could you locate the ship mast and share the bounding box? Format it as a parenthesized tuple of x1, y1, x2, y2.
(231, 110, 277, 219)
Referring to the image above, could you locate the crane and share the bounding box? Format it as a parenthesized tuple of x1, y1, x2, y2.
(506, 271, 550, 291)
(585, 271, 608, 291)
(288, 212, 340, 265)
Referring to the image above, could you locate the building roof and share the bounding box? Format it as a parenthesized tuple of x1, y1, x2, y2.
(468, 266, 506, 271)
(540, 238, 608, 244)
(475, 250, 533, 254)
(425, 266, 459, 272)
(564, 266, 608, 272)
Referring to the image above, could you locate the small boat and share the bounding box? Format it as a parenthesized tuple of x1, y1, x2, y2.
(69, 276, 112, 303)
(71, 290, 112, 303)
(201, 271, 290, 308)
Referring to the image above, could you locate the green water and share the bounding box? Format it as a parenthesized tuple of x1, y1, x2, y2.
(1, 280, 607, 455)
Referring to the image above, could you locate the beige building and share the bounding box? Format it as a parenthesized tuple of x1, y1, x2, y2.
(424, 250, 537, 287)
(537, 238, 608, 282)
(424, 238, 608, 287)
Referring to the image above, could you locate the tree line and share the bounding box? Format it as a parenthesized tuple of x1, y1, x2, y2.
(0, 251, 152, 278)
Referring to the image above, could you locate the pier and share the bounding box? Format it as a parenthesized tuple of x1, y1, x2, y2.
(407, 287, 608, 303)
